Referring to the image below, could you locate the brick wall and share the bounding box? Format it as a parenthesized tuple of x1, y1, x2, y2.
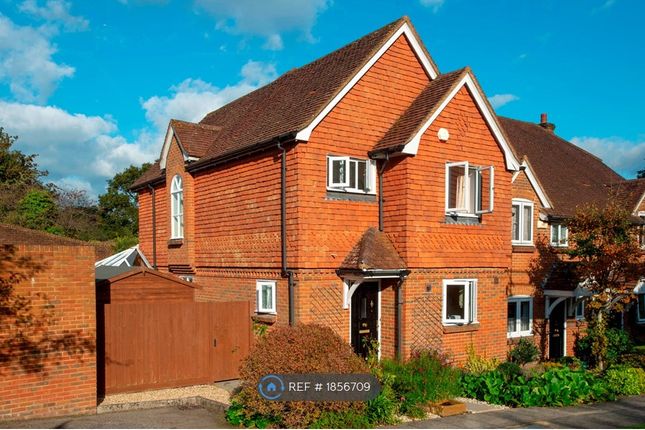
(0, 244, 96, 420)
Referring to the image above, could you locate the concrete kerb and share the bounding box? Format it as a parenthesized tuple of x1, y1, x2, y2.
(97, 395, 228, 414)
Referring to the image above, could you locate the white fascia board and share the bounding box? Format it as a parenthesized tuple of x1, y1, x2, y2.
(294, 22, 439, 142)
(512, 161, 552, 209)
(159, 124, 193, 169)
(400, 74, 521, 171)
(634, 192, 645, 215)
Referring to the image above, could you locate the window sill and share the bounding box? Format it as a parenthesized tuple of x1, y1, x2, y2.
(507, 334, 534, 344)
(444, 214, 482, 225)
(507, 333, 533, 340)
(326, 190, 377, 202)
(168, 238, 184, 247)
(512, 245, 535, 253)
(442, 323, 480, 334)
(252, 313, 277, 324)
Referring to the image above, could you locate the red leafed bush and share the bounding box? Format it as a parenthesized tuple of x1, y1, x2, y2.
(232, 323, 369, 428)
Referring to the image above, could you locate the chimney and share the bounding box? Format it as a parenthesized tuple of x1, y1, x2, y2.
(539, 113, 556, 133)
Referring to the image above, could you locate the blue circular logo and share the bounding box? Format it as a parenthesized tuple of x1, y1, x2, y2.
(258, 374, 285, 400)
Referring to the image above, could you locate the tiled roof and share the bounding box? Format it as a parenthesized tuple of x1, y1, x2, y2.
(608, 178, 645, 214)
(170, 119, 222, 158)
(371, 68, 467, 154)
(0, 223, 93, 246)
(500, 117, 623, 217)
(194, 17, 413, 166)
(340, 227, 406, 271)
(131, 160, 163, 189)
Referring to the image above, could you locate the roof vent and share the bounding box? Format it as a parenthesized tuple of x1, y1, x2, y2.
(539, 113, 556, 133)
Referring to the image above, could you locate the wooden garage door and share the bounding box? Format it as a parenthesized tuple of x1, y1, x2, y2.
(98, 301, 251, 394)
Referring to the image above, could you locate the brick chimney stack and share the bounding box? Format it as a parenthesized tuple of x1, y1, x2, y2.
(539, 113, 556, 133)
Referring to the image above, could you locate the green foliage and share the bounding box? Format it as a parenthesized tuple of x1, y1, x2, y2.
(620, 353, 645, 369)
(98, 163, 150, 238)
(365, 375, 398, 425)
(558, 356, 586, 371)
(0, 128, 45, 185)
(112, 235, 139, 252)
(603, 365, 645, 396)
(380, 350, 461, 416)
(228, 324, 368, 428)
(508, 338, 539, 365)
(465, 344, 500, 374)
(311, 410, 373, 429)
(252, 322, 269, 338)
(225, 401, 278, 429)
(460, 364, 628, 407)
(576, 328, 633, 368)
(496, 361, 522, 379)
(15, 189, 57, 230)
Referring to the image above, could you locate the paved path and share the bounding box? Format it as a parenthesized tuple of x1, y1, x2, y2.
(393, 395, 645, 429)
(0, 405, 235, 429)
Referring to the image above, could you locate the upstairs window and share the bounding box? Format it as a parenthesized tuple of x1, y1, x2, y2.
(256, 280, 276, 314)
(512, 199, 533, 245)
(507, 297, 532, 337)
(445, 161, 494, 216)
(442, 279, 477, 325)
(550, 223, 569, 247)
(170, 175, 184, 239)
(327, 155, 376, 194)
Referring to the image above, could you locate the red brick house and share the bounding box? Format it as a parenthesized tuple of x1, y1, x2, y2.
(132, 16, 643, 362)
(502, 116, 645, 357)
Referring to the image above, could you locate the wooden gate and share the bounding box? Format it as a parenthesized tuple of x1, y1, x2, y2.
(98, 301, 251, 394)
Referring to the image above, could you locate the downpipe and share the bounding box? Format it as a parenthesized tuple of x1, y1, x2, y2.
(277, 142, 296, 326)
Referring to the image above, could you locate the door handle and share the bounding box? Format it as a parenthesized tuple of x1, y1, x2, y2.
(213, 338, 217, 347)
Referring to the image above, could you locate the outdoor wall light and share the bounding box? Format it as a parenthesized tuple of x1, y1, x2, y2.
(437, 127, 450, 142)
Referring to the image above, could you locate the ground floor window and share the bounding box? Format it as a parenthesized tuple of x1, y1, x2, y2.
(442, 279, 477, 325)
(256, 280, 276, 314)
(507, 297, 532, 337)
(575, 298, 586, 320)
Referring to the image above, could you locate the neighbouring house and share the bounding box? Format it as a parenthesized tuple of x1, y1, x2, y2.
(0, 224, 97, 421)
(132, 16, 644, 363)
(501, 116, 645, 357)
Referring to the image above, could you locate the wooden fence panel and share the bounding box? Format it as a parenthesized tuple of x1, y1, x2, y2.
(100, 301, 251, 394)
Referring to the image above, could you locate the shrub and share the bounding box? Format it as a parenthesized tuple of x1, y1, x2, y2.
(575, 328, 633, 367)
(464, 344, 499, 375)
(365, 376, 398, 425)
(497, 361, 522, 380)
(228, 324, 369, 428)
(558, 356, 586, 371)
(508, 338, 539, 365)
(310, 410, 372, 429)
(619, 353, 645, 369)
(381, 350, 460, 416)
(604, 365, 645, 396)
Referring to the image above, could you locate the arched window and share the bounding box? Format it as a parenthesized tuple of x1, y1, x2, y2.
(170, 175, 184, 239)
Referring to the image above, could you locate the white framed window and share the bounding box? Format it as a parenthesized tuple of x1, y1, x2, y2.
(575, 299, 586, 320)
(550, 223, 569, 247)
(170, 175, 184, 239)
(442, 279, 477, 325)
(256, 280, 276, 314)
(507, 297, 533, 337)
(326, 155, 376, 194)
(512, 199, 533, 245)
(445, 161, 494, 216)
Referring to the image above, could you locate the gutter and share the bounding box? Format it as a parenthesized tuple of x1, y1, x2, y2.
(146, 184, 158, 269)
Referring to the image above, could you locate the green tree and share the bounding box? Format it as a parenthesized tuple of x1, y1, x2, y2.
(15, 189, 58, 232)
(0, 127, 45, 185)
(638, 168, 644, 179)
(98, 163, 150, 239)
(567, 197, 642, 370)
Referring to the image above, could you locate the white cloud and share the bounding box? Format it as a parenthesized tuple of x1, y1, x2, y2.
(18, 0, 89, 32)
(141, 60, 276, 130)
(194, 0, 330, 49)
(488, 93, 519, 109)
(0, 15, 75, 103)
(0, 61, 277, 196)
(570, 136, 645, 178)
(0, 101, 156, 196)
(420, 0, 445, 13)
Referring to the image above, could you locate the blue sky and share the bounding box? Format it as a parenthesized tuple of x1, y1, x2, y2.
(0, 0, 643, 197)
